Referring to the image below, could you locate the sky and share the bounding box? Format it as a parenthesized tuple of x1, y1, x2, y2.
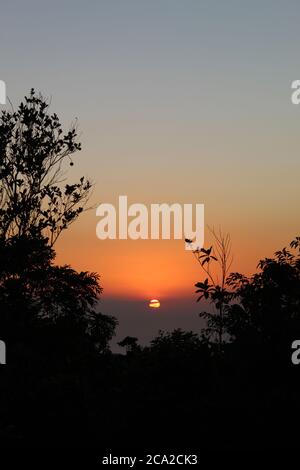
(1, 0, 300, 346)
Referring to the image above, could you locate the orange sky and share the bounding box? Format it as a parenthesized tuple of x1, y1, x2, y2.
(55, 205, 298, 301)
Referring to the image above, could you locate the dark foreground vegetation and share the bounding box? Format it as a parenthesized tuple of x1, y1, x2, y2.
(0, 91, 300, 450)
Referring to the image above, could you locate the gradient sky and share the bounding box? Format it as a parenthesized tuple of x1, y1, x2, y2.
(1, 0, 300, 346)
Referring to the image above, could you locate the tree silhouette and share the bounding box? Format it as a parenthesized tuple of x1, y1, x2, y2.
(88, 312, 118, 353)
(0, 89, 91, 245)
(225, 237, 300, 348)
(118, 336, 140, 354)
(150, 328, 203, 355)
(0, 90, 117, 353)
(187, 227, 233, 348)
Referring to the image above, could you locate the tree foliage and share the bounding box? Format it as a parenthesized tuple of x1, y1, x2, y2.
(0, 90, 117, 353)
(0, 89, 91, 245)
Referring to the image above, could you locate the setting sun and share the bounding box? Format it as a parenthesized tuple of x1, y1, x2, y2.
(149, 299, 161, 308)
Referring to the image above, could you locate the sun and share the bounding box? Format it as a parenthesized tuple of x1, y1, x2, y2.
(149, 299, 160, 308)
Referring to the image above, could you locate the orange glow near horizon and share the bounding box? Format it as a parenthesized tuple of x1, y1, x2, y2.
(56, 228, 203, 301)
(54, 208, 299, 302)
(56, 233, 235, 302)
